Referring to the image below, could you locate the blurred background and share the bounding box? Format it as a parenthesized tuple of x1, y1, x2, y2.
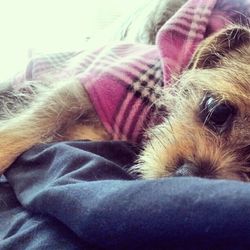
(0, 0, 146, 80)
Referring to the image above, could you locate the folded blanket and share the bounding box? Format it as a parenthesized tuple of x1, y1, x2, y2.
(9, 0, 250, 143)
(2, 141, 250, 249)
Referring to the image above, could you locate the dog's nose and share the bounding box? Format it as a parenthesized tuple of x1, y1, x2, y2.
(173, 162, 199, 177)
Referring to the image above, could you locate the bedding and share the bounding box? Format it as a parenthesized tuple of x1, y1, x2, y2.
(1, 140, 250, 250)
(1, 0, 250, 249)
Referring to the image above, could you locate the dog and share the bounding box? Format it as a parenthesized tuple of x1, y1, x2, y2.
(136, 25, 250, 181)
(0, 2, 250, 182)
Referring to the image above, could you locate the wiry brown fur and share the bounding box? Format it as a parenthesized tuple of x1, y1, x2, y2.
(0, 0, 190, 172)
(0, 4, 250, 182)
(0, 79, 109, 172)
(135, 25, 250, 181)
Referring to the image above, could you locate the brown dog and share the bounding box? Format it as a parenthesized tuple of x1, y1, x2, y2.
(136, 25, 250, 181)
(0, 24, 250, 181)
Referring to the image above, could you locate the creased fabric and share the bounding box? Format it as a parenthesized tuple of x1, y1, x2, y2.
(2, 141, 250, 249)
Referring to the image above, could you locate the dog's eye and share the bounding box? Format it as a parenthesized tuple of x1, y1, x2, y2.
(200, 95, 236, 133)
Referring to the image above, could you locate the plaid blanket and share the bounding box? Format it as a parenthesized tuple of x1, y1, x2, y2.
(8, 0, 250, 143)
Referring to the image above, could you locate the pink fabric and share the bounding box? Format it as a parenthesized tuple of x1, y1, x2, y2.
(7, 0, 250, 143)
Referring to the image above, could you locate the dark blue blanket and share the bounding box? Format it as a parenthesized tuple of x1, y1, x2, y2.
(1, 141, 250, 249)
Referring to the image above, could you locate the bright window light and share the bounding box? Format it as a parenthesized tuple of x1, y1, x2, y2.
(0, 0, 145, 80)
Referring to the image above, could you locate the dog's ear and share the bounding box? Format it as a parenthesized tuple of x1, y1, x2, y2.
(188, 25, 250, 69)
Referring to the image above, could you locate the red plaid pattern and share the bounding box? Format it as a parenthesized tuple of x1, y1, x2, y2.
(6, 0, 250, 142)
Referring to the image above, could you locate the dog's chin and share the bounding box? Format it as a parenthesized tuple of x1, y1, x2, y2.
(134, 156, 250, 181)
(135, 135, 250, 182)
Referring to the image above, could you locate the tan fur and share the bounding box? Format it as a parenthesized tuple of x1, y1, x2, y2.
(0, 25, 250, 183)
(62, 123, 110, 141)
(0, 79, 106, 172)
(135, 25, 250, 181)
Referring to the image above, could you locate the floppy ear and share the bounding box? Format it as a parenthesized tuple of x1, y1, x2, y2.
(188, 25, 250, 69)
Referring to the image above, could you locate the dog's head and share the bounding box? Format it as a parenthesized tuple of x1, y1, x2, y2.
(138, 25, 250, 181)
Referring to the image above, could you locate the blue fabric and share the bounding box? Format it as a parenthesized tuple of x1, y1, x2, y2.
(1, 141, 250, 249)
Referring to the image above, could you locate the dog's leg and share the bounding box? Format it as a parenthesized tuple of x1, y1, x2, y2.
(0, 79, 106, 172)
